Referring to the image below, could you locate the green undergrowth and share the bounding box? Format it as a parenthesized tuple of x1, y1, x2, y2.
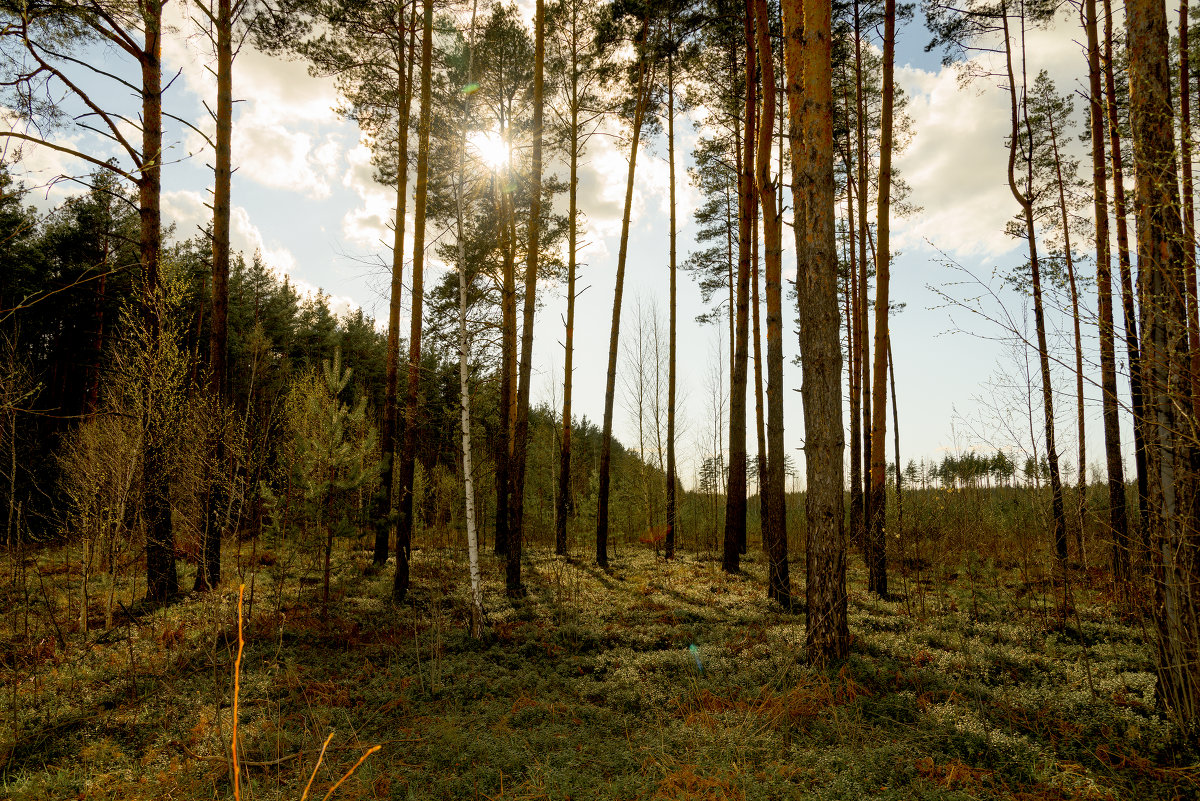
(0, 538, 1195, 800)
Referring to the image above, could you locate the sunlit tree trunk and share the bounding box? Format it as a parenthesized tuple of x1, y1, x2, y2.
(393, 0, 434, 603)
(786, 0, 848, 660)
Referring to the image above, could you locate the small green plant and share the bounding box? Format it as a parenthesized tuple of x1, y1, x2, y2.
(266, 349, 379, 615)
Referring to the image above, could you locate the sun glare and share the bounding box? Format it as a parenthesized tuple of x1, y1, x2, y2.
(468, 130, 508, 171)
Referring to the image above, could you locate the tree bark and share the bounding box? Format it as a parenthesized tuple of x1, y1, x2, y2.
(1002, 5, 1068, 569)
(786, 0, 849, 661)
(456, 0, 485, 636)
(597, 21, 651, 568)
(666, 27, 679, 560)
(374, 3, 417, 567)
(724, 0, 755, 575)
(1083, 0, 1130, 587)
(867, 0, 896, 598)
(853, 0, 872, 555)
(1045, 108, 1087, 561)
(508, 0, 545, 598)
(1103, 0, 1150, 544)
(557, 0, 582, 559)
(142, 0, 177, 604)
(754, 0, 788, 604)
(393, 0, 434, 603)
(196, 0, 234, 593)
(1126, 0, 1200, 734)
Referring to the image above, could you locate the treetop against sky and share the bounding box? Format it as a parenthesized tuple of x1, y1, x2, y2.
(4, 1, 1122, 483)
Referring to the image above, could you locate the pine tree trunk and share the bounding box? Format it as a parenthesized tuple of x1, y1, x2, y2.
(1002, 5, 1068, 570)
(508, 0, 545, 598)
(666, 33, 679, 561)
(142, 1, 177, 604)
(1084, 0, 1131, 588)
(1104, 0, 1150, 546)
(1181, 1, 1200, 416)
(853, 0, 872, 555)
(556, 12, 580, 559)
(374, 6, 417, 567)
(196, 0, 233, 593)
(1126, 0, 1200, 734)
(393, 0, 434, 603)
(1046, 112, 1087, 562)
(755, 0, 788, 604)
(751, 204, 768, 550)
(724, 0, 755, 575)
(597, 24, 651, 568)
(786, 0, 849, 661)
(867, 0, 896, 598)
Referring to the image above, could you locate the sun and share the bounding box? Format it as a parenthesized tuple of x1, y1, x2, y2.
(467, 129, 508, 171)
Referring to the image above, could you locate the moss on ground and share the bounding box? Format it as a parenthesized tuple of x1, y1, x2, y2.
(0, 539, 1194, 800)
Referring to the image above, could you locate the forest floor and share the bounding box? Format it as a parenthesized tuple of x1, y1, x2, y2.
(0, 534, 1195, 800)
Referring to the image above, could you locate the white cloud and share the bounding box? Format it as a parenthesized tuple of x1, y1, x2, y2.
(892, 9, 1094, 261)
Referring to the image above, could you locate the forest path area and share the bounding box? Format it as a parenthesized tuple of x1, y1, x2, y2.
(0, 541, 1191, 800)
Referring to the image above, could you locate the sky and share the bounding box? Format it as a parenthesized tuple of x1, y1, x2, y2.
(4, 2, 1136, 489)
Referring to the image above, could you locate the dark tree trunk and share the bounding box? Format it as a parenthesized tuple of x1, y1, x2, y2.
(597, 23, 651, 568)
(374, 5, 417, 568)
(196, 0, 235, 593)
(393, 0, 434, 604)
(1084, 0, 1130, 587)
(666, 31, 679, 561)
(508, 0, 545, 598)
(1104, 0, 1149, 545)
(724, 0, 755, 575)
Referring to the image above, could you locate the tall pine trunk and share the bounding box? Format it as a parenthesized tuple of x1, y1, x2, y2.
(142, 1, 177, 604)
(1104, 0, 1150, 544)
(508, 0, 545, 598)
(867, 0, 896, 598)
(556, 2, 582, 559)
(1045, 110, 1087, 561)
(1002, 3, 1069, 569)
(1083, 0, 1130, 587)
(786, 0, 849, 661)
(666, 28, 679, 560)
(393, 0, 434, 603)
(597, 22, 651, 568)
(197, 0, 234, 592)
(1126, 0, 1200, 734)
(724, 0, 755, 574)
(755, 0, 788, 603)
(374, 4, 416, 567)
